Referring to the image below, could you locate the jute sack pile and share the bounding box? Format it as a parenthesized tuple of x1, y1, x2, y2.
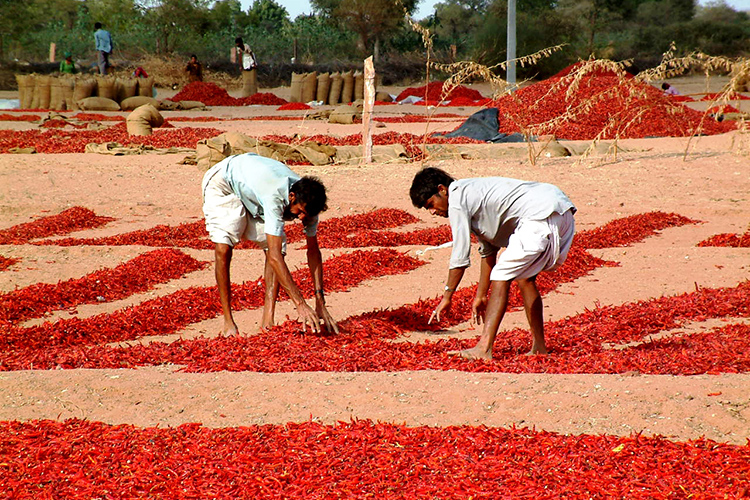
(316, 73, 331, 104)
(60, 77, 76, 110)
(137, 76, 155, 97)
(290, 72, 305, 103)
(301, 71, 318, 103)
(118, 78, 139, 103)
(78, 96, 121, 111)
(341, 70, 354, 104)
(96, 76, 117, 100)
(354, 71, 365, 101)
(73, 79, 98, 109)
(48, 78, 66, 110)
(120, 96, 159, 111)
(126, 104, 164, 136)
(328, 102, 362, 124)
(15, 75, 34, 110)
(328, 72, 343, 106)
(35, 76, 52, 110)
(241, 69, 258, 97)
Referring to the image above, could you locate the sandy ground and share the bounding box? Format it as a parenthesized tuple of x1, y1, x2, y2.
(0, 76, 749, 446)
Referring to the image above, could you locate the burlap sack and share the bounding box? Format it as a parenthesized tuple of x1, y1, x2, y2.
(96, 76, 117, 100)
(49, 77, 66, 110)
(328, 72, 342, 106)
(316, 73, 331, 104)
(137, 76, 155, 97)
(290, 72, 305, 103)
(158, 99, 179, 111)
(328, 103, 360, 124)
(78, 96, 121, 111)
(241, 69, 258, 97)
(119, 78, 138, 102)
(341, 70, 354, 104)
(74, 79, 97, 105)
(375, 91, 393, 102)
(126, 104, 164, 136)
(176, 100, 207, 110)
(301, 71, 318, 103)
(60, 76, 76, 110)
(35, 75, 52, 110)
(354, 71, 365, 101)
(15, 75, 34, 110)
(196, 135, 234, 170)
(120, 96, 159, 110)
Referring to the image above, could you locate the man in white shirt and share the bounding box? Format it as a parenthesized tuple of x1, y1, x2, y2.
(202, 153, 338, 336)
(409, 167, 576, 359)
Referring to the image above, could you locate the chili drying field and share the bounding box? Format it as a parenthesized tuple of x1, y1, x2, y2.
(0, 75, 749, 497)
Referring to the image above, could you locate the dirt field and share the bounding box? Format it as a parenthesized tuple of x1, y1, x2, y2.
(0, 76, 748, 495)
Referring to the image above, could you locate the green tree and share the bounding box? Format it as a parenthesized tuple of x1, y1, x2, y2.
(140, 0, 211, 54)
(247, 0, 290, 31)
(432, 0, 489, 58)
(310, 0, 419, 56)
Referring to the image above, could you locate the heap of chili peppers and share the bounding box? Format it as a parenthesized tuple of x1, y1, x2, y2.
(171, 81, 287, 106)
(698, 231, 750, 248)
(0, 123, 223, 153)
(2, 419, 747, 499)
(396, 81, 484, 102)
(0, 248, 207, 325)
(0, 207, 114, 244)
(0, 255, 18, 271)
(278, 102, 312, 111)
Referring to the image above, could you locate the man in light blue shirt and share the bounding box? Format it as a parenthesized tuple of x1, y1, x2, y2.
(202, 153, 338, 336)
(410, 167, 576, 359)
(94, 22, 113, 75)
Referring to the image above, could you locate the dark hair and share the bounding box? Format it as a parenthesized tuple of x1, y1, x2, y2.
(235, 37, 244, 46)
(409, 167, 455, 208)
(661, 82, 669, 90)
(190, 54, 197, 59)
(291, 176, 328, 216)
(94, 22, 102, 30)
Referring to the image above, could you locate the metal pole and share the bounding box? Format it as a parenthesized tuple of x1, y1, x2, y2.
(507, 0, 517, 87)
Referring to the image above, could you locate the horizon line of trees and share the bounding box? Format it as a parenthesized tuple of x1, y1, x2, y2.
(0, 0, 748, 79)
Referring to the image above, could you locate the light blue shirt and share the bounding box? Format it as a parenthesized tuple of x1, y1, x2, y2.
(94, 29, 113, 53)
(447, 177, 576, 268)
(219, 153, 318, 237)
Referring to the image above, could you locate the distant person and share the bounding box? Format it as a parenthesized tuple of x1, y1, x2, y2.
(185, 54, 203, 82)
(59, 51, 77, 74)
(235, 36, 258, 97)
(409, 167, 576, 360)
(133, 67, 149, 78)
(94, 22, 113, 75)
(662, 82, 680, 96)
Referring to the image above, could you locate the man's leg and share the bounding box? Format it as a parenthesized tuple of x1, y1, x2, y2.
(455, 280, 511, 360)
(261, 250, 281, 329)
(517, 276, 547, 354)
(215, 243, 238, 336)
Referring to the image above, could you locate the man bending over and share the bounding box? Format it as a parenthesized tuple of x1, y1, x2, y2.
(202, 153, 338, 335)
(409, 167, 575, 359)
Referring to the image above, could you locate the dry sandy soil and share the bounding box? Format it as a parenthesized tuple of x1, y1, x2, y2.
(0, 76, 749, 449)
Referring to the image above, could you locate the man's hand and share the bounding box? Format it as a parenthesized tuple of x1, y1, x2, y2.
(472, 295, 488, 325)
(429, 296, 452, 324)
(316, 301, 340, 334)
(296, 302, 322, 333)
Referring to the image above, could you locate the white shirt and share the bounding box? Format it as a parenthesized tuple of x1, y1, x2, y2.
(220, 153, 318, 237)
(447, 177, 575, 268)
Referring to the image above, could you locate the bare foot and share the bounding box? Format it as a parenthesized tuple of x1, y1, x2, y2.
(448, 347, 493, 360)
(222, 321, 239, 337)
(527, 345, 548, 355)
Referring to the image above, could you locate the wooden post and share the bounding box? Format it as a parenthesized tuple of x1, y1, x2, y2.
(362, 56, 375, 163)
(49, 42, 56, 62)
(230, 47, 236, 64)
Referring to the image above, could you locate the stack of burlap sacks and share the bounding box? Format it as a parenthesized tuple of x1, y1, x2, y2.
(14, 74, 158, 111)
(289, 70, 392, 105)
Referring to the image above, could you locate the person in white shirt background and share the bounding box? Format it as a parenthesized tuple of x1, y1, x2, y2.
(409, 167, 576, 359)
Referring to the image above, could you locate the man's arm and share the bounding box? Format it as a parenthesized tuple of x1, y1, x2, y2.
(305, 235, 339, 333)
(429, 266, 466, 324)
(473, 251, 497, 324)
(265, 234, 322, 332)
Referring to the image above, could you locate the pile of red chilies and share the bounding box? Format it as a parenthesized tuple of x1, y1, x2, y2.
(1, 419, 747, 498)
(698, 231, 750, 248)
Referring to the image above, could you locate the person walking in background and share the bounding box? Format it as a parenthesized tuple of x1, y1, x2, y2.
(94, 22, 113, 75)
(235, 37, 258, 97)
(185, 54, 203, 82)
(59, 51, 77, 74)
